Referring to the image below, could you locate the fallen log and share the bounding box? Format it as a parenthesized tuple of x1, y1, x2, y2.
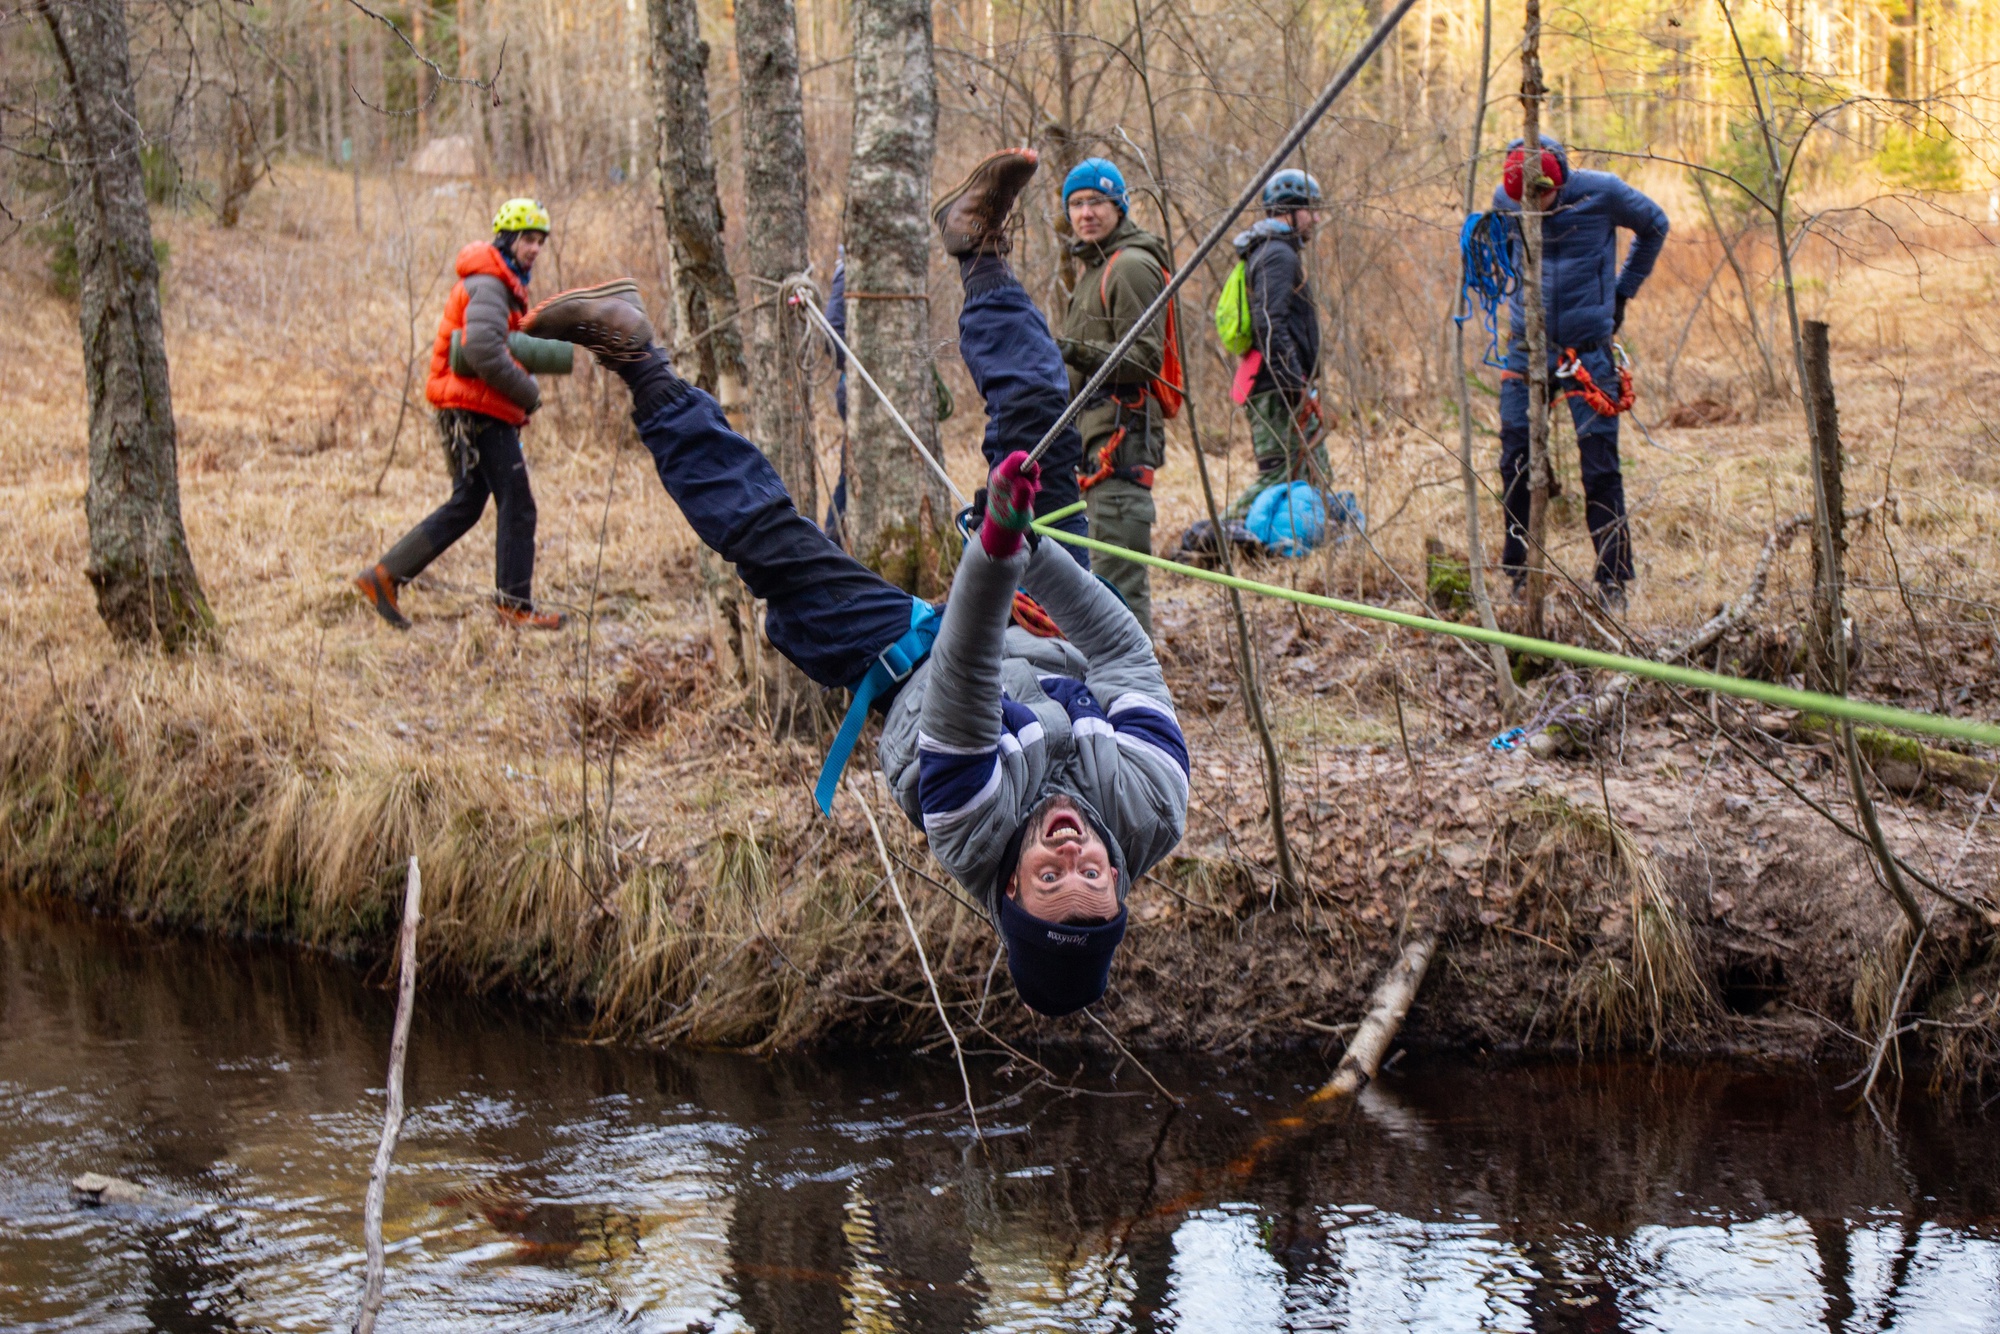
(1528, 502, 1887, 760)
(1789, 713, 2000, 795)
(1309, 934, 1436, 1103)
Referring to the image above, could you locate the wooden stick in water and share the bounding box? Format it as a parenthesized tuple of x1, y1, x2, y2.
(1310, 934, 1436, 1103)
(354, 856, 424, 1334)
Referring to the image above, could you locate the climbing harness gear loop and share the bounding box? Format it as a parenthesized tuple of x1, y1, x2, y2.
(1556, 342, 1635, 417)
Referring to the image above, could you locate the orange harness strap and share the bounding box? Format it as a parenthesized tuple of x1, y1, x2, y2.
(1497, 346, 1636, 418)
(1076, 426, 1126, 492)
(1076, 390, 1158, 493)
(1557, 345, 1635, 416)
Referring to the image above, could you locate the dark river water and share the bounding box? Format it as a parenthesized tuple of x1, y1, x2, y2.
(3, 903, 1998, 1332)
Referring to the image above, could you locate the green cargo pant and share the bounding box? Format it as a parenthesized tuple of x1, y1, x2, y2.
(1225, 389, 1329, 521)
(1084, 475, 1155, 638)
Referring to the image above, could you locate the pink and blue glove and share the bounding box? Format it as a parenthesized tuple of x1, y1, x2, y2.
(980, 450, 1042, 559)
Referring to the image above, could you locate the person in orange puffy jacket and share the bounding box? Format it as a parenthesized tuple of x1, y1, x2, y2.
(353, 198, 565, 631)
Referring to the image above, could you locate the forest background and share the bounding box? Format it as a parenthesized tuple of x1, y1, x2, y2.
(6, 0, 2000, 1102)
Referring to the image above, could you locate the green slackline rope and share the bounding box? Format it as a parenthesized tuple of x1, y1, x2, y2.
(1027, 520, 2000, 750)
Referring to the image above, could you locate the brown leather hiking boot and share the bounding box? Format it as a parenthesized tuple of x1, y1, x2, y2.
(933, 148, 1038, 257)
(494, 601, 567, 631)
(522, 281, 654, 363)
(354, 563, 411, 630)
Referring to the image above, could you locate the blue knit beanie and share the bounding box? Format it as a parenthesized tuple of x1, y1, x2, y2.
(1062, 158, 1129, 213)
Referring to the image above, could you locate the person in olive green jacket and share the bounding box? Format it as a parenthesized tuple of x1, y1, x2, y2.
(1056, 158, 1172, 638)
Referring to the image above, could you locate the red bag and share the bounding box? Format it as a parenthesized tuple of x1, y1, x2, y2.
(1230, 349, 1262, 405)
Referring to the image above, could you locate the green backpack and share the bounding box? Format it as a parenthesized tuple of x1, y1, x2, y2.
(1214, 259, 1254, 357)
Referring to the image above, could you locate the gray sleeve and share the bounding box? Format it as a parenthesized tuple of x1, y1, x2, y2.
(917, 542, 1028, 751)
(1018, 539, 1169, 707)
(460, 275, 540, 414)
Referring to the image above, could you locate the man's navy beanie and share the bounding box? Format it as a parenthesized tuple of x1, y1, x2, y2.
(998, 894, 1128, 1016)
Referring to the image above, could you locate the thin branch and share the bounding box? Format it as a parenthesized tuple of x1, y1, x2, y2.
(850, 778, 982, 1142)
(341, 0, 506, 117)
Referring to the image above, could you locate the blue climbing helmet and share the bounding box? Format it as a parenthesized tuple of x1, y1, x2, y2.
(1263, 168, 1323, 211)
(1063, 158, 1129, 213)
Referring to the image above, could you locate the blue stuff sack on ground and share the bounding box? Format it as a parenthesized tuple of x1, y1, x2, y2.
(1245, 482, 1365, 556)
(1246, 481, 1324, 555)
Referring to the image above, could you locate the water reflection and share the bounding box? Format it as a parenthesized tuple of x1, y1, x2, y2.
(2, 904, 1997, 1332)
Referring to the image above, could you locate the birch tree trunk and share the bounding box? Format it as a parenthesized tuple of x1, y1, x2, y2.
(1519, 0, 1552, 640)
(646, 0, 747, 411)
(736, 0, 815, 512)
(39, 0, 213, 649)
(845, 0, 949, 593)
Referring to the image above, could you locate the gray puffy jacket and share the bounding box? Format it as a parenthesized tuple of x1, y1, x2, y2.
(460, 273, 541, 416)
(876, 538, 1191, 921)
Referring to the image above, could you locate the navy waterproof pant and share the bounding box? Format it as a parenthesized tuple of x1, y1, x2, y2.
(1498, 344, 1632, 589)
(633, 268, 1086, 689)
(957, 274, 1091, 558)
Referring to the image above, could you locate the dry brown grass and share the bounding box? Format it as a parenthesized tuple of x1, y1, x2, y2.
(4, 162, 2000, 1067)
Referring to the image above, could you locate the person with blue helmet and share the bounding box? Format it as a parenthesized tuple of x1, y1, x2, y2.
(1055, 157, 1175, 637)
(1222, 167, 1331, 520)
(1491, 135, 1668, 613)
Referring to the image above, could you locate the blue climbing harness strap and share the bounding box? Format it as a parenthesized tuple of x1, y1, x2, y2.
(813, 600, 941, 814)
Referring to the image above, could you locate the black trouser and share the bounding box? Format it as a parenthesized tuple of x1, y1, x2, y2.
(1498, 344, 1632, 589)
(380, 412, 538, 606)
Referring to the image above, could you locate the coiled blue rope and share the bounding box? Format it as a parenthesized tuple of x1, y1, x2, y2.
(1457, 211, 1521, 370)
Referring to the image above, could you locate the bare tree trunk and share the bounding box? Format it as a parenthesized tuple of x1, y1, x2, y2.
(646, 0, 747, 411)
(736, 0, 814, 511)
(1518, 0, 1552, 639)
(1716, 1, 1922, 938)
(1457, 0, 1518, 708)
(219, 93, 262, 228)
(412, 0, 430, 144)
(845, 0, 949, 593)
(460, 0, 488, 164)
(1802, 319, 1848, 694)
(737, 0, 822, 734)
(1048, 0, 1080, 293)
(39, 0, 213, 649)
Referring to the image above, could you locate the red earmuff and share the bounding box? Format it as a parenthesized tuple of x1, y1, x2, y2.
(1503, 148, 1566, 201)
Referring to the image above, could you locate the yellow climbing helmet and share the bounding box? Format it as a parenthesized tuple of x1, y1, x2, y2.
(492, 197, 552, 235)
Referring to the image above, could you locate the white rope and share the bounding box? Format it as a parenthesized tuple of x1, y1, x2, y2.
(786, 279, 971, 507)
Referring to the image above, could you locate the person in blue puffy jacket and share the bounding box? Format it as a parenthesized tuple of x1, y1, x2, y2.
(1492, 136, 1668, 612)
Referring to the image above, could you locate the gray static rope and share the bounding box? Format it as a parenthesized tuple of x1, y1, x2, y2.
(1021, 0, 1422, 468)
(785, 276, 971, 507)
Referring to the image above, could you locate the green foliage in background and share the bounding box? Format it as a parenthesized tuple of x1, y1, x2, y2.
(1876, 122, 1963, 192)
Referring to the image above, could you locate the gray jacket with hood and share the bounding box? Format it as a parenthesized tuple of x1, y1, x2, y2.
(876, 536, 1191, 919)
(460, 269, 541, 416)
